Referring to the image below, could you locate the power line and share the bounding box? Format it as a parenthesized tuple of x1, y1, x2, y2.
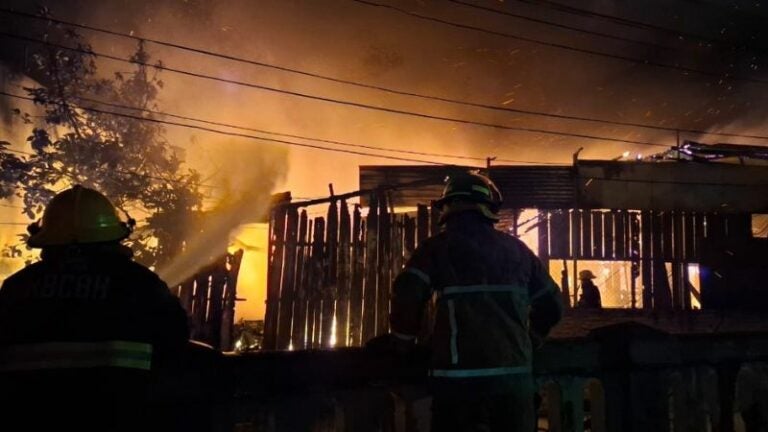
(351, 0, 767, 85)
(0, 91, 467, 165)
(0, 204, 25, 209)
(448, 0, 678, 53)
(2, 12, 766, 142)
(71, 96, 480, 163)
(66, 93, 562, 165)
(509, 0, 730, 48)
(0, 32, 672, 148)
(3, 146, 228, 191)
(674, 0, 768, 20)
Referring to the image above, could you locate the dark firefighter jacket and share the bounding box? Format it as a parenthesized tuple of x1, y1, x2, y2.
(390, 212, 563, 393)
(0, 246, 190, 431)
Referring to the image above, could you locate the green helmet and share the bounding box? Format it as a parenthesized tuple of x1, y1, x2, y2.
(434, 171, 502, 223)
(27, 185, 133, 248)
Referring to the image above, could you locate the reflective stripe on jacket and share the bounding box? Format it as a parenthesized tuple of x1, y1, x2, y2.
(389, 213, 563, 383)
(0, 340, 152, 372)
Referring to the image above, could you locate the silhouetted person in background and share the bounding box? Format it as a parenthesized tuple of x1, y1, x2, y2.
(577, 270, 602, 309)
(0, 186, 190, 432)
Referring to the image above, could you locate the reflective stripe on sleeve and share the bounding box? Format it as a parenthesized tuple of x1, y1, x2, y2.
(392, 331, 417, 341)
(430, 366, 532, 378)
(0, 341, 153, 372)
(530, 285, 557, 301)
(404, 267, 431, 286)
(440, 284, 524, 297)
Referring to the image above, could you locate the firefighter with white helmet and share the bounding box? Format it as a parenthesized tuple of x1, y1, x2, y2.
(0, 185, 189, 431)
(387, 171, 563, 432)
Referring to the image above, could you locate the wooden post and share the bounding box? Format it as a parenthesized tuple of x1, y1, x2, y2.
(571, 209, 581, 304)
(221, 249, 244, 351)
(208, 262, 227, 350)
(322, 202, 339, 348)
(348, 206, 365, 347)
(404, 214, 416, 258)
(277, 207, 299, 349)
(550, 210, 569, 259)
(684, 213, 695, 262)
(336, 200, 351, 347)
(264, 207, 287, 350)
(694, 213, 705, 259)
(178, 279, 194, 314)
(603, 211, 615, 260)
(537, 211, 550, 272)
(640, 211, 652, 309)
(193, 271, 211, 341)
(393, 214, 405, 274)
(615, 210, 626, 260)
(629, 213, 640, 309)
(377, 195, 392, 336)
(291, 211, 309, 349)
(652, 211, 672, 310)
(592, 211, 604, 259)
(308, 217, 326, 348)
(672, 212, 684, 310)
(362, 194, 379, 344)
(416, 204, 429, 247)
(582, 210, 593, 260)
(430, 202, 440, 237)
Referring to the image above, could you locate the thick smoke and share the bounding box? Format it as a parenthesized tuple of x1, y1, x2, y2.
(157, 138, 287, 287)
(2, 0, 768, 318)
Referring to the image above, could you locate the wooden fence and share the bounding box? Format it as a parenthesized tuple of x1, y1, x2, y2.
(264, 190, 756, 349)
(263, 194, 439, 350)
(172, 249, 244, 351)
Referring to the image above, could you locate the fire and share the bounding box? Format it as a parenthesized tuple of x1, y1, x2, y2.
(229, 223, 270, 321)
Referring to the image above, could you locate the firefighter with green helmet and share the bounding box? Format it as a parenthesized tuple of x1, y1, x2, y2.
(0, 185, 189, 431)
(388, 171, 563, 432)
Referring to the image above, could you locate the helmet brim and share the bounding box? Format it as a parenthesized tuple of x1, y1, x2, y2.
(27, 224, 131, 248)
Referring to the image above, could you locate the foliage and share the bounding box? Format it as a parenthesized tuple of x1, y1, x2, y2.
(0, 18, 204, 267)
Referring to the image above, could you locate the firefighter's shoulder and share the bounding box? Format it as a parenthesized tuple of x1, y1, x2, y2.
(1, 261, 47, 291)
(118, 259, 169, 289)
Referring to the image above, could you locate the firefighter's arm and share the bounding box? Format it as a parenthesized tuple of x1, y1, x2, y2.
(528, 254, 563, 345)
(389, 247, 433, 342)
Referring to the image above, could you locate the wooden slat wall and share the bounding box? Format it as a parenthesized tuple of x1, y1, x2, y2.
(362, 194, 379, 345)
(336, 200, 351, 347)
(265, 189, 762, 348)
(349, 206, 364, 347)
(264, 191, 442, 349)
(175, 251, 244, 351)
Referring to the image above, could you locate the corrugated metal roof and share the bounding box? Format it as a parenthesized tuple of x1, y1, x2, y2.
(490, 165, 574, 209)
(359, 165, 574, 209)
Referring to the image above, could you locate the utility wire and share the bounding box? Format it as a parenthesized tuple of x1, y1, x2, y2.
(7, 92, 765, 188)
(0, 32, 672, 148)
(448, 0, 678, 52)
(0, 92, 466, 165)
(673, 0, 768, 20)
(68, 94, 499, 163)
(351, 0, 768, 85)
(509, 0, 730, 48)
(2, 10, 766, 142)
(3, 147, 226, 190)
